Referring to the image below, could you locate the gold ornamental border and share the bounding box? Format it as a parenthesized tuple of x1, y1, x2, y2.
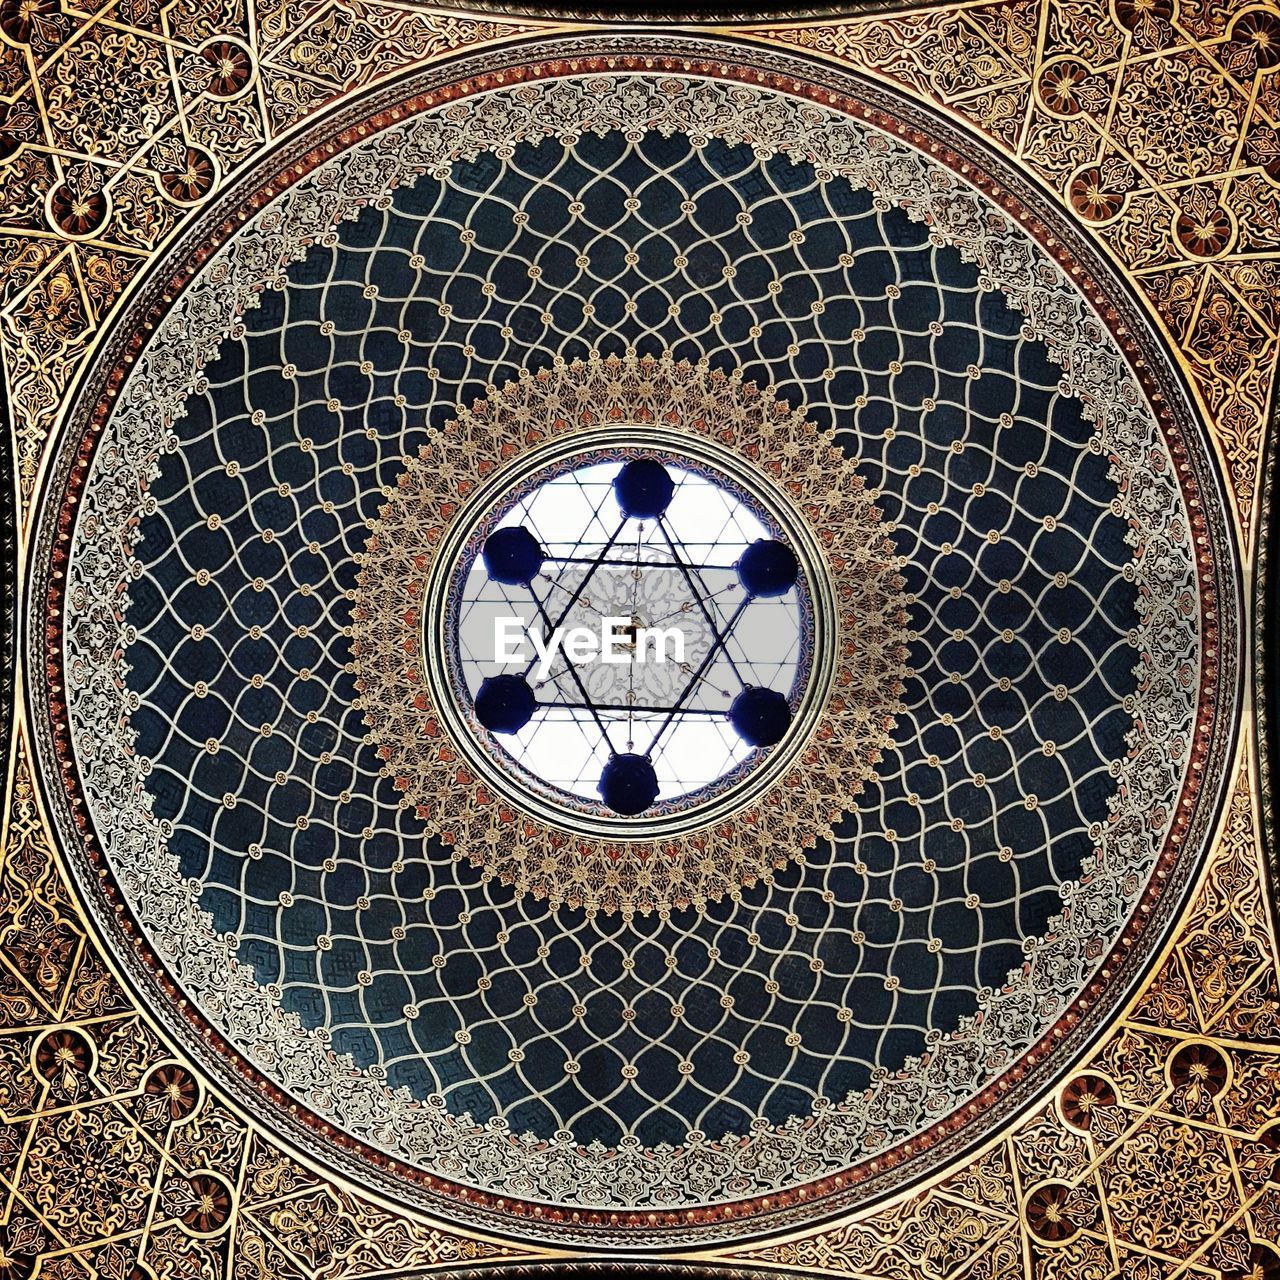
(349, 351, 913, 918)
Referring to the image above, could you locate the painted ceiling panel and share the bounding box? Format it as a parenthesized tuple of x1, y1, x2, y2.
(0, 2, 1277, 1277)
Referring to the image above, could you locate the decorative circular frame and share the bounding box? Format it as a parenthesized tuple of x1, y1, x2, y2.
(438, 440, 819, 813)
(351, 352, 905, 917)
(28, 34, 1240, 1249)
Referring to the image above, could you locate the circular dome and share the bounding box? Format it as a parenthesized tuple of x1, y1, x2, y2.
(349, 353, 896, 914)
(34, 35, 1237, 1250)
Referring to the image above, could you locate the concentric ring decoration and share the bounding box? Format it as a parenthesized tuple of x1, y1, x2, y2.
(350, 351, 910, 918)
(31, 36, 1239, 1249)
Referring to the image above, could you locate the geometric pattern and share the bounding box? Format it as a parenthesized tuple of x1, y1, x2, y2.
(48, 58, 1218, 1231)
(731, 745, 1280, 1280)
(763, 0, 1280, 559)
(0, 2, 1276, 1279)
(440, 455, 807, 809)
(2, 726, 1279, 1275)
(348, 354, 906, 920)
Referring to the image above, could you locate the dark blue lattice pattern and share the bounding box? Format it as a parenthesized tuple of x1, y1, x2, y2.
(123, 131, 1137, 1147)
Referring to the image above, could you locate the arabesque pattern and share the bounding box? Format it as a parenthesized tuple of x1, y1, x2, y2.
(0, 0, 1276, 1276)
(760, 0, 1280, 554)
(352, 353, 908, 919)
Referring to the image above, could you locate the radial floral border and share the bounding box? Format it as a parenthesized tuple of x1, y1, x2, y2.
(28, 50, 1231, 1245)
(350, 351, 911, 919)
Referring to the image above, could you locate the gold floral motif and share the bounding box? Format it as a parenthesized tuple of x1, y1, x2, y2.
(0, 733, 549, 1277)
(734, 748, 1280, 1277)
(350, 351, 910, 918)
(761, 0, 1280, 552)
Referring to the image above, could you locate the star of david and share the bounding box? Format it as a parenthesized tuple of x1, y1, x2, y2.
(468, 458, 803, 815)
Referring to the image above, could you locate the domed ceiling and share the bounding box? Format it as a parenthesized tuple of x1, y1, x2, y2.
(3, 6, 1273, 1277)
(31, 34, 1239, 1247)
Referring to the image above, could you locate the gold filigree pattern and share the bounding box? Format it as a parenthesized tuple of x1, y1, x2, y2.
(0, 735, 547, 1278)
(0, 3, 550, 515)
(350, 352, 910, 918)
(732, 745, 1280, 1279)
(0, 0, 1277, 1276)
(757, 0, 1280, 554)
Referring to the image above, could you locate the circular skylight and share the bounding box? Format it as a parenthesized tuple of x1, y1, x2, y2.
(446, 452, 812, 816)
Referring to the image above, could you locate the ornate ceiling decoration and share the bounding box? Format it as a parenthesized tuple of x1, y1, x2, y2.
(29, 36, 1239, 1247)
(351, 351, 908, 917)
(0, 2, 1276, 1279)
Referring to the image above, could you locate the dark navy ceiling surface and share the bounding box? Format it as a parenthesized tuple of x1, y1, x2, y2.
(123, 128, 1135, 1146)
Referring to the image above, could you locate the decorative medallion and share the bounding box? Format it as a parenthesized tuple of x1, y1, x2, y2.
(350, 352, 908, 917)
(32, 38, 1238, 1248)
